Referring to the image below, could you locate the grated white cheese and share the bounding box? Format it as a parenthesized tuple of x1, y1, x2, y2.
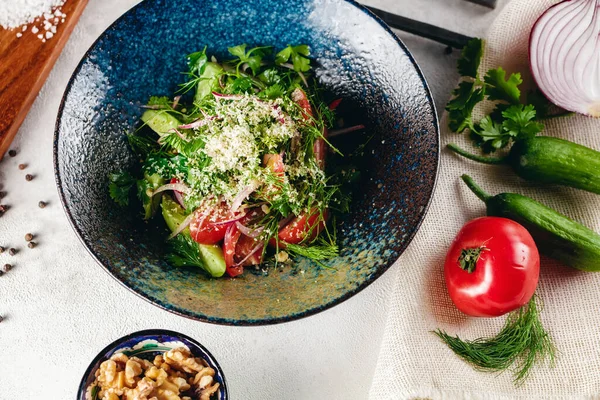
(0, 0, 67, 41)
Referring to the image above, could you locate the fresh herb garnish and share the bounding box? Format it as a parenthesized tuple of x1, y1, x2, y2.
(166, 235, 206, 269)
(446, 38, 545, 152)
(433, 296, 555, 385)
(90, 385, 100, 400)
(275, 44, 311, 72)
(108, 171, 136, 206)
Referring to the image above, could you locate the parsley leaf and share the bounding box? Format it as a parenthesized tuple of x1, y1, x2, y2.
(275, 45, 311, 72)
(501, 104, 544, 139)
(166, 235, 206, 269)
(108, 171, 135, 206)
(457, 38, 484, 78)
(186, 48, 208, 75)
(446, 83, 485, 133)
(484, 67, 522, 105)
(262, 83, 285, 99)
(228, 44, 272, 75)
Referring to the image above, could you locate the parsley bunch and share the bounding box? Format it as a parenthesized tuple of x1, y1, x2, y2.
(446, 39, 544, 152)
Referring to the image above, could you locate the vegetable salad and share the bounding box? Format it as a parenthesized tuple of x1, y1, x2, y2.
(109, 44, 355, 278)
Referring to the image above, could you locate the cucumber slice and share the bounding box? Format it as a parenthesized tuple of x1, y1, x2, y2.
(162, 197, 226, 278)
(197, 244, 226, 278)
(195, 62, 223, 103)
(141, 110, 181, 136)
(140, 173, 165, 220)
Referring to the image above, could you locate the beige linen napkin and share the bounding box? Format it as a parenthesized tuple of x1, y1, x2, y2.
(369, 0, 600, 399)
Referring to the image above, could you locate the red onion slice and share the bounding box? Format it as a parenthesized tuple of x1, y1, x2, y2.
(212, 92, 244, 100)
(230, 181, 260, 212)
(235, 221, 264, 238)
(152, 183, 192, 196)
(178, 117, 214, 129)
(213, 213, 246, 226)
(173, 190, 186, 209)
(328, 124, 366, 138)
(172, 95, 181, 109)
(530, 0, 600, 116)
(167, 213, 194, 240)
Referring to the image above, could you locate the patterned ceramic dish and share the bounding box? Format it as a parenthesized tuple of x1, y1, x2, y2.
(54, 0, 439, 325)
(77, 329, 228, 400)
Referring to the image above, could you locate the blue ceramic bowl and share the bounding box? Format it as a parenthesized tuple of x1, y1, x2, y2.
(54, 0, 439, 325)
(77, 329, 228, 400)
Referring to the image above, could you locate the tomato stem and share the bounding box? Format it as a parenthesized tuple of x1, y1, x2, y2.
(461, 174, 491, 202)
(458, 247, 485, 273)
(447, 144, 508, 165)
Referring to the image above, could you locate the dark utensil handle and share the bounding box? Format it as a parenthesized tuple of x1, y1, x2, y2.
(466, 0, 497, 9)
(365, 6, 474, 49)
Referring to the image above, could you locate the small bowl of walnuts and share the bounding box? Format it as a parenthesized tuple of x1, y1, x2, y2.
(78, 329, 228, 400)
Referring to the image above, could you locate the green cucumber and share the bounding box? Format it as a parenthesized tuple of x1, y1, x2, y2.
(448, 136, 600, 194)
(462, 175, 600, 272)
(161, 197, 226, 278)
(139, 173, 165, 220)
(141, 110, 181, 136)
(195, 62, 223, 103)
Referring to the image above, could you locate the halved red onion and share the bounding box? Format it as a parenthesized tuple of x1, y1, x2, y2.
(235, 221, 264, 238)
(230, 181, 260, 212)
(328, 124, 366, 138)
(152, 183, 192, 196)
(167, 213, 194, 240)
(530, 0, 600, 116)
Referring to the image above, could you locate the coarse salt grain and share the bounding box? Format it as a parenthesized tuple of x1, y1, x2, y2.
(0, 0, 67, 41)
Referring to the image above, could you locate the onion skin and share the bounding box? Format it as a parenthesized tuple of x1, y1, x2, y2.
(530, 0, 600, 117)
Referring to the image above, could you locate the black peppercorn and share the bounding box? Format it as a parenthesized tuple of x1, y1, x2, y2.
(18, 164, 26, 170)
(8, 248, 16, 256)
(25, 233, 33, 242)
(0, 205, 8, 213)
(8, 150, 16, 157)
(2, 264, 11, 273)
(38, 201, 47, 208)
(0, 315, 4, 323)
(28, 242, 36, 249)
(25, 174, 33, 181)
(0, 246, 4, 254)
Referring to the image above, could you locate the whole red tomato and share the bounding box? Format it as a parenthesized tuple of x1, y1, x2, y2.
(444, 217, 540, 317)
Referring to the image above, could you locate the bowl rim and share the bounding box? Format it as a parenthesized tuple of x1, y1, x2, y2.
(54, 0, 440, 326)
(76, 328, 229, 399)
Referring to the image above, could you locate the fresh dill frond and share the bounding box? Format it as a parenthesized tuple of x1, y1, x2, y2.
(286, 241, 338, 261)
(127, 133, 158, 157)
(433, 296, 555, 385)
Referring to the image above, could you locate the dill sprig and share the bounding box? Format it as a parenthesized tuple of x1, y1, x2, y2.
(433, 296, 555, 385)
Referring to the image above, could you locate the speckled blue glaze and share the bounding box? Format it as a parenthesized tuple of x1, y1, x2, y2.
(54, 0, 439, 325)
(77, 330, 228, 399)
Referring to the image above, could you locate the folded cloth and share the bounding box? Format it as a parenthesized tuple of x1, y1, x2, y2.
(369, 0, 600, 398)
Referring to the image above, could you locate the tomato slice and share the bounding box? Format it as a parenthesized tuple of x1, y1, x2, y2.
(291, 87, 327, 170)
(235, 234, 264, 266)
(222, 221, 265, 277)
(291, 87, 314, 119)
(278, 208, 328, 245)
(223, 224, 243, 277)
(190, 203, 235, 245)
(263, 154, 285, 176)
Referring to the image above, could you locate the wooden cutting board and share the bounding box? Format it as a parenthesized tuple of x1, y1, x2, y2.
(0, 0, 88, 157)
